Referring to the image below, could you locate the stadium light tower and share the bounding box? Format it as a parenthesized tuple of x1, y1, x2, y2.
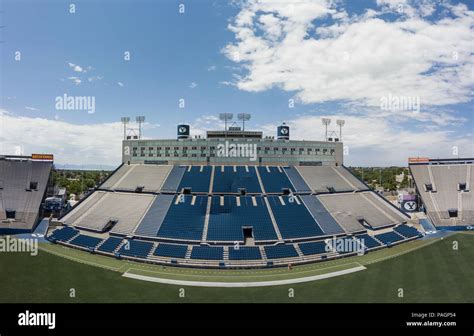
(219, 113, 234, 132)
(322, 118, 331, 141)
(237, 113, 251, 131)
(136, 116, 145, 139)
(336, 119, 345, 141)
(121, 117, 130, 140)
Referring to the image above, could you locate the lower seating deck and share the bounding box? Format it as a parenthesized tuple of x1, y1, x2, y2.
(47, 222, 422, 268)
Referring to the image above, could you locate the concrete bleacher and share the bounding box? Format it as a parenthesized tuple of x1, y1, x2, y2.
(62, 191, 155, 233)
(212, 166, 261, 193)
(410, 161, 473, 227)
(207, 196, 277, 242)
(296, 166, 366, 193)
(317, 192, 407, 232)
(100, 164, 171, 192)
(0, 158, 52, 231)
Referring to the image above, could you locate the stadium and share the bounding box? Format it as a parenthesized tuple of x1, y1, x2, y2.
(1, 117, 472, 292)
(38, 120, 426, 269)
(1, 1, 473, 332)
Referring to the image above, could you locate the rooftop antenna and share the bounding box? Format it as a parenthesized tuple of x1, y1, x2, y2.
(237, 113, 251, 132)
(322, 118, 331, 141)
(121, 117, 130, 140)
(219, 113, 233, 135)
(336, 119, 345, 141)
(136, 116, 145, 139)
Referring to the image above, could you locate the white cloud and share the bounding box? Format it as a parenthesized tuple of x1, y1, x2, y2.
(88, 76, 104, 82)
(189, 82, 198, 89)
(67, 76, 82, 85)
(117, 82, 124, 87)
(223, 1, 474, 109)
(68, 62, 86, 73)
(259, 114, 474, 166)
(207, 65, 217, 71)
(24, 106, 40, 111)
(0, 109, 122, 166)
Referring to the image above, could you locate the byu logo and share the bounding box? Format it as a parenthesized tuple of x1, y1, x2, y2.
(179, 126, 187, 133)
(280, 128, 288, 135)
(403, 201, 416, 211)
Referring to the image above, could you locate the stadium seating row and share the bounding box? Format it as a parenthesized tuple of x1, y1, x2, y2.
(98, 164, 368, 195)
(48, 223, 422, 265)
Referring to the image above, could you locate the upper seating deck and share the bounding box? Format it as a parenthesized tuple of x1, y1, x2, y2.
(212, 166, 261, 193)
(178, 165, 212, 193)
(100, 164, 171, 192)
(257, 166, 295, 193)
(296, 166, 366, 193)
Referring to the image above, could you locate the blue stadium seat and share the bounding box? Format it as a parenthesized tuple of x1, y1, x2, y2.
(264, 244, 298, 259)
(157, 195, 208, 241)
(228, 246, 262, 260)
(48, 226, 79, 242)
(394, 224, 421, 238)
(354, 234, 382, 249)
(97, 237, 123, 253)
(178, 166, 211, 193)
(268, 196, 324, 239)
(118, 240, 154, 258)
(153, 243, 188, 258)
(374, 231, 405, 245)
(257, 166, 295, 193)
(69, 234, 103, 249)
(298, 241, 328, 256)
(190, 246, 224, 260)
(284, 166, 311, 192)
(213, 166, 262, 193)
(207, 196, 277, 242)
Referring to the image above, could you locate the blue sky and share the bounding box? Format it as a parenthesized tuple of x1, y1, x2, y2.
(1, 0, 473, 167)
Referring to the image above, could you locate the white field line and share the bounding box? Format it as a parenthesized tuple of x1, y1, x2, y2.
(122, 265, 367, 287)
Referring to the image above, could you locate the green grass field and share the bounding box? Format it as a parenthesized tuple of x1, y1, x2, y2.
(1, 232, 473, 303)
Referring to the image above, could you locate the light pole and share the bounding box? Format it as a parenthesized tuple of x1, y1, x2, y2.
(136, 116, 145, 140)
(322, 118, 331, 141)
(121, 117, 130, 140)
(336, 119, 345, 141)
